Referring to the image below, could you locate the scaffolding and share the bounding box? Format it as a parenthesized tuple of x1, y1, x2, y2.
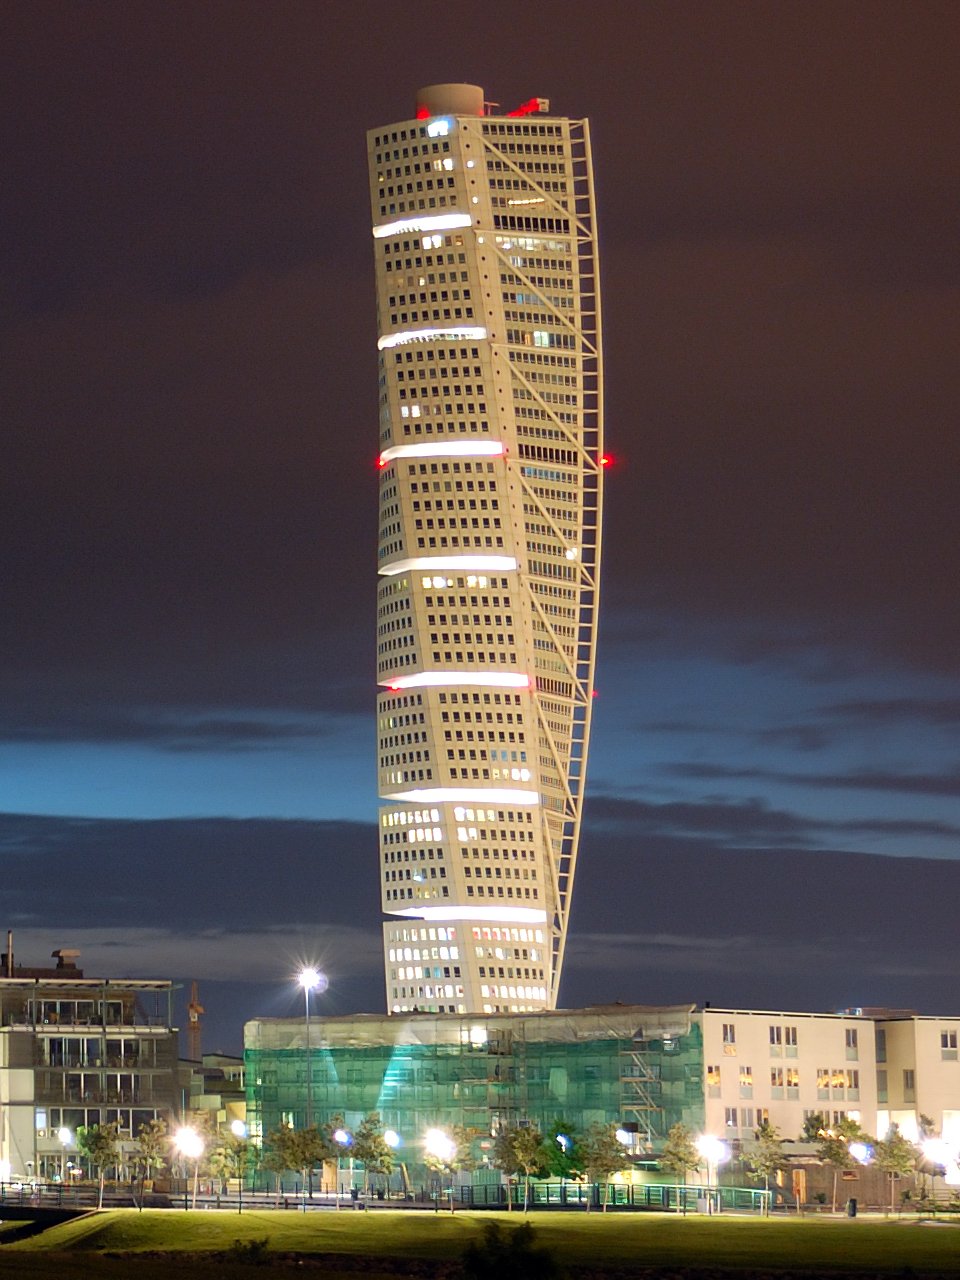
(244, 1004, 703, 1163)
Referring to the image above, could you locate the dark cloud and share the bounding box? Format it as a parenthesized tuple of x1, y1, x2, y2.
(0, 707, 341, 750)
(585, 792, 960, 846)
(664, 762, 960, 799)
(4, 812, 960, 1051)
(825, 698, 960, 728)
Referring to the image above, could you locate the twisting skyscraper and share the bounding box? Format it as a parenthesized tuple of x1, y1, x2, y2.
(369, 85, 603, 1015)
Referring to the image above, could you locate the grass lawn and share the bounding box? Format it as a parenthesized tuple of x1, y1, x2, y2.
(3, 1208, 960, 1276)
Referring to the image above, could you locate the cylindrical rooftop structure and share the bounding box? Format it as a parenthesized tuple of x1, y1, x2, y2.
(415, 83, 484, 118)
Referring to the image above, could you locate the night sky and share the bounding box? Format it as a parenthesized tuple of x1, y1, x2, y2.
(3, 2, 958, 1054)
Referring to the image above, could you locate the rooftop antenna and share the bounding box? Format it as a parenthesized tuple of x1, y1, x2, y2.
(187, 981, 204, 1062)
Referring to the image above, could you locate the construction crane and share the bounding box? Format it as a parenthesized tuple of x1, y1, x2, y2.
(186, 981, 204, 1062)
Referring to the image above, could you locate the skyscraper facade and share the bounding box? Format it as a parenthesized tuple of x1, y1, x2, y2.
(369, 84, 603, 1016)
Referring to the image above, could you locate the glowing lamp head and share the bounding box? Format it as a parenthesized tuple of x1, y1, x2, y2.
(298, 967, 328, 994)
(556, 1133, 571, 1153)
(230, 1120, 247, 1138)
(424, 1127, 456, 1163)
(695, 1134, 729, 1165)
(848, 1141, 872, 1164)
(334, 1128, 351, 1146)
(57, 1127, 72, 1145)
(175, 1127, 204, 1160)
(615, 1128, 631, 1146)
(384, 1129, 401, 1148)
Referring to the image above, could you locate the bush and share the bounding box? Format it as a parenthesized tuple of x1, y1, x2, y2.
(461, 1222, 563, 1280)
(226, 1236, 270, 1265)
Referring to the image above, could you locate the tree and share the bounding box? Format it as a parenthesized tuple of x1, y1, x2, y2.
(493, 1124, 549, 1212)
(289, 1123, 338, 1200)
(262, 1125, 300, 1206)
(208, 1132, 254, 1197)
(874, 1124, 918, 1215)
(749, 1121, 787, 1214)
(817, 1117, 865, 1213)
(352, 1112, 394, 1193)
(541, 1119, 583, 1183)
(131, 1118, 168, 1211)
(580, 1123, 627, 1213)
(424, 1124, 475, 1210)
(76, 1122, 121, 1208)
(424, 1124, 476, 1176)
(659, 1123, 700, 1215)
(801, 1112, 827, 1142)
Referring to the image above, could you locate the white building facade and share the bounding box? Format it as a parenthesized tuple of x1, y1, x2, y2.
(701, 1007, 960, 1164)
(0, 953, 178, 1181)
(368, 85, 603, 1015)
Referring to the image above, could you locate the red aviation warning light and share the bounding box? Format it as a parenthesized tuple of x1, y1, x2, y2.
(507, 97, 550, 118)
(377, 454, 390, 469)
(599, 453, 613, 468)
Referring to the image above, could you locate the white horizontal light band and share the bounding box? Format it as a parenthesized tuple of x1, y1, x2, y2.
(378, 555, 517, 577)
(380, 441, 504, 463)
(388, 905, 548, 924)
(373, 212, 472, 240)
(378, 325, 487, 351)
(382, 788, 539, 806)
(382, 671, 529, 690)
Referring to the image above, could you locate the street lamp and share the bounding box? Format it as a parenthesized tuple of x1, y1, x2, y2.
(424, 1129, 456, 1213)
(230, 1120, 247, 1214)
(298, 968, 328, 1129)
(695, 1135, 729, 1212)
(333, 1127, 353, 1211)
(57, 1127, 72, 1184)
(384, 1130, 401, 1200)
(174, 1126, 205, 1210)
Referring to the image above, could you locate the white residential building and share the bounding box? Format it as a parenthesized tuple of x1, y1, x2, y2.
(701, 1007, 960, 1158)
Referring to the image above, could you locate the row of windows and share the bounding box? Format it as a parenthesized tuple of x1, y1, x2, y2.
(380, 173, 456, 199)
(442, 696, 519, 706)
(387, 944, 459, 962)
(466, 884, 539, 900)
(460, 846, 535, 860)
(383, 866, 447, 882)
(464, 865, 536, 881)
(384, 885, 449, 901)
(720, 1022, 859, 1054)
(417, 535, 506, 550)
(379, 192, 458, 217)
(388, 305, 474, 326)
(388, 287, 471, 308)
(383, 768, 433, 784)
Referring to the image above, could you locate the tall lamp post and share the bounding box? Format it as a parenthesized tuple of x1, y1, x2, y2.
(56, 1127, 72, 1184)
(695, 1135, 729, 1213)
(174, 1127, 205, 1210)
(231, 1120, 247, 1214)
(424, 1129, 456, 1213)
(298, 968, 328, 1129)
